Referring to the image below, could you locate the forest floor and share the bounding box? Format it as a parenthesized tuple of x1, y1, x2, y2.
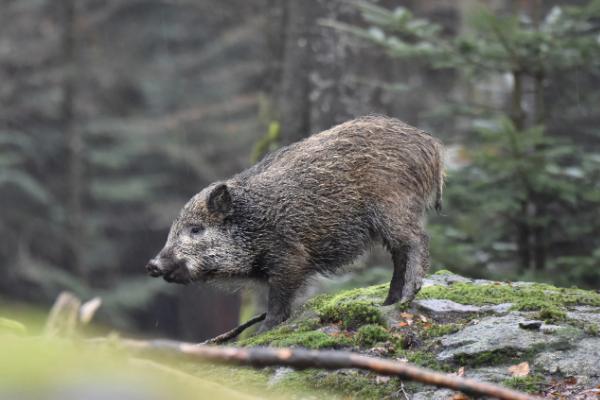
(2, 270, 600, 399)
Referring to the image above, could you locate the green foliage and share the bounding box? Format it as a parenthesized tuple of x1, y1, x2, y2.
(0, 317, 27, 335)
(0, 0, 267, 336)
(251, 121, 280, 163)
(349, 0, 600, 285)
(0, 335, 252, 400)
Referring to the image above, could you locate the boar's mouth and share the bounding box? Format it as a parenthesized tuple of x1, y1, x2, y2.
(162, 262, 192, 285)
(196, 267, 218, 282)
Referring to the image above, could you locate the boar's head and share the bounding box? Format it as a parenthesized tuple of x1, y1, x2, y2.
(145, 183, 254, 284)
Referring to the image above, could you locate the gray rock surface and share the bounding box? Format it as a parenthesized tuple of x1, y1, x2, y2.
(535, 337, 600, 383)
(567, 307, 600, 329)
(415, 299, 514, 323)
(422, 272, 471, 287)
(437, 314, 572, 362)
(412, 389, 456, 400)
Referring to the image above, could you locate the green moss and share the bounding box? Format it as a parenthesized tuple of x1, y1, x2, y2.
(183, 363, 271, 393)
(503, 374, 545, 393)
(307, 284, 389, 309)
(583, 323, 599, 336)
(275, 369, 403, 400)
(396, 350, 451, 371)
(354, 324, 392, 347)
(453, 348, 540, 368)
(433, 269, 454, 275)
(417, 282, 600, 321)
(238, 325, 352, 349)
(309, 285, 388, 329)
(422, 323, 461, 338)
(536, 307, 567, 323)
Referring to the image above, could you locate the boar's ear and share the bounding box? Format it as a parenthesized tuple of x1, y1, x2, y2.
(207, 183, 232, 215)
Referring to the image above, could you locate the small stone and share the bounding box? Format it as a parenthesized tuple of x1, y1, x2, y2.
(319, 325, 341, 335)
(480, 303, 513, 314)
(540, 324, 561, 334)
(519, 320, 542, 330)
(267, 367, 294, 387)
(416, 299, 481, 314)
(412, 389, 456, 400)
(425, 272, 472, 287)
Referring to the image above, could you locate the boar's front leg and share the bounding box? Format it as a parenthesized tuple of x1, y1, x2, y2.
(259, 284, 293, 332)
(258, 249, 308, 332)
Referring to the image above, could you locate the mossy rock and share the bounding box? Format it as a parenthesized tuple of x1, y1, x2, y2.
(417, 279, 600, 322)
(230, 271, 600, 398)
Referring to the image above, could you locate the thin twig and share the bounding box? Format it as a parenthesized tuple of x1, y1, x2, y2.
(398, 381, 410, 400)
(201, 313, 266, 345)
(104, 339, 539, 400)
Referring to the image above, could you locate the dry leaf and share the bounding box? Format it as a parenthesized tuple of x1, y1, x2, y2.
(508, 361, 530, 377)
(375, 375, 390, 384)
(400, 312, 414, 319)
(563, 376, 577, 385)
(450, 393, 470, 400)
(419, 314, 428, 322)
(397, 321, 409, 327)
(456, 367, 465, 377)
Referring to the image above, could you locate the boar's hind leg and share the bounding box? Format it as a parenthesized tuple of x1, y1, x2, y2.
(382, 247, 408, 305)
(383, 232, 429, 306)
(400, 232, 430, 303)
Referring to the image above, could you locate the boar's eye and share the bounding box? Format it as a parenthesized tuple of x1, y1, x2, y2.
(189, 225, 204, 235)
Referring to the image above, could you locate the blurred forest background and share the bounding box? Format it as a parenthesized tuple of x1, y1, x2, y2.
(1, 0, 599, 341)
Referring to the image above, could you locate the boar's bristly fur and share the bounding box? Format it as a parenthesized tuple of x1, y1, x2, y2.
(146, 116, 445, 331)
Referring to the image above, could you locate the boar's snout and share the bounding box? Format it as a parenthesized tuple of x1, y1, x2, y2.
(145, 254, 191, 284)
(145, 260, 162, 277)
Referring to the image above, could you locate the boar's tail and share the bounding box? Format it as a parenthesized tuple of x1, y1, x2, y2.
(433, 141, 445, 213)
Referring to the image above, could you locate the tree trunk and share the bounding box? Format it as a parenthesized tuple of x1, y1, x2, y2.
(60, 0, 85, 279)
(275, 0, 317, 145)
(271, 0, 355, 144)
(531, 0, 546, 272)
(510, 70, 532, 271)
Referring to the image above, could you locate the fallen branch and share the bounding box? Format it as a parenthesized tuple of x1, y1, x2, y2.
(202, 313, 266, 345)
(105, 339, 540, 400)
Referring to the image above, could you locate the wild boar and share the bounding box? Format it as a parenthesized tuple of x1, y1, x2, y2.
(146, 116, 444, 330)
